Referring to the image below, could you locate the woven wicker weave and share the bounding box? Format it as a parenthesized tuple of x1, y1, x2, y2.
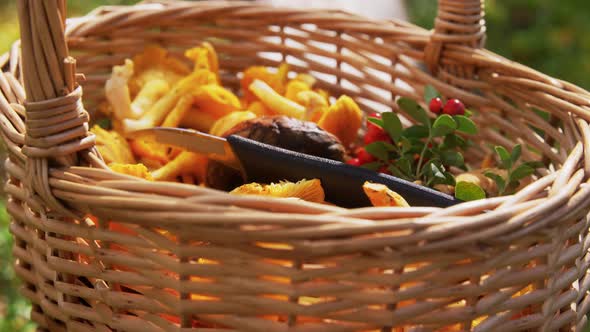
(4, 0, 590, 331)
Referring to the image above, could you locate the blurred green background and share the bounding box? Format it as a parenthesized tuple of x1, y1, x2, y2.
(0, 0, 588, 331)
(409, 0, 590, 89)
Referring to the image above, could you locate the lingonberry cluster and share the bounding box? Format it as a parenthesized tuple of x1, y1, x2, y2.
(345, 86, 544, 201)
(429, 97, 465, 116)
(346, 85, 478, 189)
(347, 112, 392, 174)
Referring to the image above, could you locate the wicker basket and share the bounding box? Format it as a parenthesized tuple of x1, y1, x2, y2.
(4, 0, 590, 331)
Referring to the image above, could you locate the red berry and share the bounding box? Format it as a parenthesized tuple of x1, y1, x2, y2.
(443, 98, 465, 116)
(364, 122, 392, 145)
(364, 112, 394, 144)
(429, 97, 443, 114)
(368, 112, 382, 120)
(378, 166, 392, 175)
(346, 158, 362, 167)
(355, 147, 375, 164)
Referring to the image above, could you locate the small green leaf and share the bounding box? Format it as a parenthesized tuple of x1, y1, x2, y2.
(399, 137, 413, 154)
(381, 112, 403, 142)
(523, 161, 545, 169)
(424, 85, 440, 104)
(441, 150, 465, 167)
(510, 164, 534, 182)
(361, 161, 381, 171)
(405, 139, 425, 154)
(432, 127, 455, 138)
(433, 114, 457, 129)
(444, 172, 456, 186)
(398, 97, 431, 127)
(442, 134, 466, 149)
(494, 146, 512, 169)
(455, 134, 467, 148)
(431, 171, 456, 186)
(510, 144, 522, 165)
(455, 181, 486, 201)
(454, 115, 478, 135)
(382, 141, 398, 151)
(396, 157, 412, 176)
(403, 125, 429, 139)
(388, 165, 412, 181)
(432, 115, 457, 137)
(464, 109, 474, 117)
(419, 159, 431, 177)
(430, 162, 446, 180)
(485, 171, 506, 194)
(365, 141, 391, 161)
(368, 117, 384, 127)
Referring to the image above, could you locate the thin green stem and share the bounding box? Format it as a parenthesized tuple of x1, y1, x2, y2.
(427, 176, 443, 188)
(415, 134, 432, 178)
(389, 141, 402, 157)
(501, 171, 508, 196)
(389, 164, 412, 181)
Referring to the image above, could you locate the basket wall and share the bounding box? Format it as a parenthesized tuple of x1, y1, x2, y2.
(2, 1, 590, 331)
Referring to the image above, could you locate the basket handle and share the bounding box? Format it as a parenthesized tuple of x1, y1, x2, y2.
(426, 0, 486, 75)
(17, 0, 97, 215)
(17, 0, 96, 160)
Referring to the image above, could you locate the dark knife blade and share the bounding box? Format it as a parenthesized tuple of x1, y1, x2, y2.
(129, 127, 461, 208)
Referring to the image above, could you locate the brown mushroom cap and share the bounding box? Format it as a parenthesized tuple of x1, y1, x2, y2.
(206, 115, 346, 190)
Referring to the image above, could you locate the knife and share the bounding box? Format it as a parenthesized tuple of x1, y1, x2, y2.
(129, 127, 461, 208)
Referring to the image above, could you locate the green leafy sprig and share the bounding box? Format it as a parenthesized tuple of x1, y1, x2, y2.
(359, 85, 544, 202)
(363, 86, 478, 188)
(484, 144, 544, 196)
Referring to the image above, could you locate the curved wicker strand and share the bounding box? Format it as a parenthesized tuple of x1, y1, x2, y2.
(14, 1, 97, 329)
(425, 0, 485, 77)
(17, 0, 98, 217)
